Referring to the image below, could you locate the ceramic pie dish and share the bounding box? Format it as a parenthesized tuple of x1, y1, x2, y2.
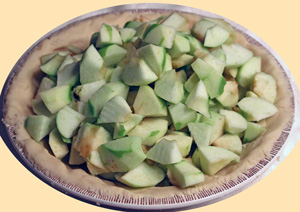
(1, 3, 300, 211)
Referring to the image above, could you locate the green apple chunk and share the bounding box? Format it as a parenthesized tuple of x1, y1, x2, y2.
(201, 111, 225, 144)
(163, 134, 193, 157)
(99, 136, 146, 172)
(185, 80, 210, 117)
(40, 85, 72, 114)
(224, 68, 238, 78)
(88, 82, 129, 117)
(164, 53, 172, 72)
(216, 79, 239, 107)
(57, 55, 74, 72)
(222, 43, 253, 68)
(168, 160, 204, 188)
(57, 62, 80, 87)
(69, 140, 85, 165)
(162, 12, 189, 31)
(67, 45, 83, 54)
(182, 34, 208, 55)
(143, 24, 176, 49)
(246, 91, 258, 98)
(219, 109, 247, 135)
(96, 23, 122, 47)
(251, 72, 277, 103)
(25, 115, 56, 142)
(40, 53, 66, 76)
(203, 54, 226, 75)
(72, 54, 83, 62)
(56, 106, 85, 138)
(172, 54, 194, 69)
(80, 44, 104, 84)
(236, 56, 261, 88)
(120, 28, 136, 43)
(191, 58, 226, 98)
(212, 134, 242, 155)
(168, 102, 197, 130)
(32, 99, 52, 117)
(73, 80, 106, 103)
(40, 52, 58, 64)
(147, 138, 182, 164)
(109, 66, 123, 83)
(116, 162, 165, 188)
(167, 34, 190, 59)
(128, 118, 168, 146)
(49, 128, 69, 159)
(137, 44, 166, 78)
(184, 73, 199, 93)
(124, 21, 142, 29)
(86, 150, 109, 175)
(192, 18, 216, 42)
(188, 122, 212, 147)
(192, 148, 201, 168)
(204, 25, 229, 48)
(122, 57, 158, 86)
(135, 22, 150, 38)
(35, 77, 56, 99)
(243, 122, 266, 143)
(133, 86, 167, 117)
(238, 97, 278, 122)
(211, 49, 226, 62)
(74, 123, 111, 158)
(154, 69, 184, 104)
(113, 114, 144, 139)
(198, 146, 240, 175)
(176, 70, 187, 83)
(98, 96, 132, 123)
(99, 44, 127, 67)
(205, 18, 236, 44)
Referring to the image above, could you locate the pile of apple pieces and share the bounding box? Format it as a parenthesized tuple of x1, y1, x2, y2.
(25, 13, 278, 188)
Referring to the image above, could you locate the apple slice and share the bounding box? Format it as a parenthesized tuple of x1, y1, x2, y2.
(120, 28, 136, 43)
(236, 56, 261, 88)
(88, 82, 129, 117)
(80, 44, 105, 84)
(211, 49, 226, 62)
(162, 12, 189, 32)
(192, 18, 216, 41)
(57, 62, 80, 87)
(154, 69, 185, 104)
(184, 73, 199, 93)
(96, 23, 122, 47)
(56, 106, 85, 138)
(167, 34, 190, 59)
(219, 109, 247, 135)
(147, 138, 182, 165)
(203, 54, 226, 75)
(25, 115, 56, 142)
(98, 96, 132, 124)
(99, 136, 146, 172)
(251, 72, 277, 103)
(113, 114, 144, 139)
(188, 122, 212, 147)
(172, 54, 194, 69)
(128, 118, 168, 146)
(40, 85, 72, 114)
(198, 146, 240, 175)
(201, 111, 225, 144)
(238, 97, 278, 122)
(124, 21, 142, 29)
(115, 162, 165, 188)
(69, 139, 85, 165)
(122, 57, 158, 86)
(222, 43, 253, 68)
(73, 123, 111, 158)
(34, 77, 56, 99)
(212, 134, 242, 155)
(31, 99, 52, 117)
(216, 79, 239, 107)
(243, 122, 266, 143)
(40, 53, 66, 76)
(133, 86, 167, 117)
(168, 160, 204, 188)
(73, 80, 106, 103)
(143, 24, 176, 49)
(99, 44, 127, 67)
(163, 134, 193, 157)
(168, 102, 197, 130)
(204, 25, 229, 48)
(86, 150, 109, 175)
(49, 128, 69, 159)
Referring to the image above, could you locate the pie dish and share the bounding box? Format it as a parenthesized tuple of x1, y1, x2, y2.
(1, 3, 300, 211)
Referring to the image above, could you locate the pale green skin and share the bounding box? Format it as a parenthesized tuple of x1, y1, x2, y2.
(96, 23, 122, 47)
(147, 138, 182, 165)
(116, 162, 165, 188)
(56, 106, 85, 138)
(80, 44, 104, 84)
(169, 160, 204, 188)
(99, 136, 146, 172)
(25, 115, 56, 142)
